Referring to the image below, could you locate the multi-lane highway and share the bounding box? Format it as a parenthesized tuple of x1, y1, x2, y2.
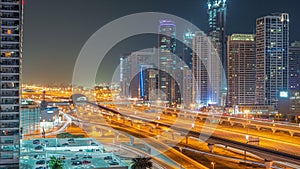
(80, 101, 300, 168)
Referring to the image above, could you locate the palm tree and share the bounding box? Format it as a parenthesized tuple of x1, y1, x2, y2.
(131, 156, 153, 169)
(49, 156, 64, 169)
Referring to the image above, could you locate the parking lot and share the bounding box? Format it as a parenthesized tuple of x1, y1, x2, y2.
(20, 138, 129, 169)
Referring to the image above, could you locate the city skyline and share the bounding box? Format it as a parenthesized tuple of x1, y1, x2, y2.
(2, 0, 300, 168)
(23, 0, 300, 84)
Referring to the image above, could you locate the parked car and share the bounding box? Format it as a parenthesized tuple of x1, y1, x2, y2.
(72, 161, 82, 166)
(108, 160, 119, 165)
(35, 167, 46, 169)
(34, 145, 43, 150)
(62, 142, 69, 146)
(36, 160, 45, 165)
(90, 142, 98, 146)
(68, 138, 75, 143)
(104, 156, 112, 160)
(33, 139, 40, 144)
(82, 160, 91, 164)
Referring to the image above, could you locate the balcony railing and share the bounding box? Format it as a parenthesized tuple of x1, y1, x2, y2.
(1, 77, 19, 81)
(1, 108, 19, 112)
(1, 21, 19, 27)
(1, 0, 20, 3)
(1, 37, 19, 42)
(0, 69, 19, 73)
(0, 6, 19, 11)
(0, 60, 20, 65)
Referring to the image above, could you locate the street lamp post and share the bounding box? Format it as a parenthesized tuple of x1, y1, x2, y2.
(211, 162, 215, 169)
(244, 109, 250, 160)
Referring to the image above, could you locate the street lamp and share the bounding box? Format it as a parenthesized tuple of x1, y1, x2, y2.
(211, 162, 215, 169)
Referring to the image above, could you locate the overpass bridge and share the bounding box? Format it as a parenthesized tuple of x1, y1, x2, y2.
(81, 101, 300, 168)
(155, 106, 300, 137)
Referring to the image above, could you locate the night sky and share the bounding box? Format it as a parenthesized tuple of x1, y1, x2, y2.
(23, 0, 300, 85)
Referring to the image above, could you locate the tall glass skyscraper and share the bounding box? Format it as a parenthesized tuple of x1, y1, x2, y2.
(255, 13, 289, 108)
(158, 20, 180, 105)
(289, 41, 300, 90)
(227, 34, 256, 106)
(192, 31, 221, 107)
(0, 0, 23, 168)
(207, 0, 227, 106)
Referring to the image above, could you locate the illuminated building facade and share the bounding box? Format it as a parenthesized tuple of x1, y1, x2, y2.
(120, 49, 156, 99)
(192, 31, 221, 107)
(227, 34, 256, 106)
(158, 20, 181, 105)
(20, 99, 40, 135)
(289, 41, 300, 90)
(181, 29, 194, 108)
(255, 13, 289, 108)
(0, 0, 23, 168)
(207, 0, 227, 106)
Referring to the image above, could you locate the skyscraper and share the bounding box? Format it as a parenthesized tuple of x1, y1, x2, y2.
(0, 0, 23, 168)
(120, 49, 156, 99)
(207, 0, 227, 106)
(255, 13, 289, 108)
(182, 29, 195, 69)
(289, 41, 300, 90)
(192, 31, 221, 107)
(227, 34, 256, 106)
(181, 29, 194, 108)
(158, 20, 180, 105)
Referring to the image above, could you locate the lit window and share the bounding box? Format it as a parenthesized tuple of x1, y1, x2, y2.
(5, 52, 12, 57)
(7, 29, 12, 35)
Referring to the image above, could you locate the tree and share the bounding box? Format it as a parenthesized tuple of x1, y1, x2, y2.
(131, 156, 153, 169)
(49, 156, 64, 169)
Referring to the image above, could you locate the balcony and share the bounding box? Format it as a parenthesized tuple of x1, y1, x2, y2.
(0, 5, 19, 12)
(0, 21, 19, 27)
(0, 68, 19, 74)
(0, 61, 19, 67)
(0, 0, 20, 5)
(0, 116, 19, 121)
(1, 52, 19, 58)
(0, 123, 19, 129)
(1, 44, 19, 50)
(1, 37, 19, 43)
(0, 108, 19, 113)
(1, 29, 19, 35)
(1, 90, 19, 95)
(1, 13, 20, 20)
(1, 76, 19, 81)
(0, 129, 18, 137)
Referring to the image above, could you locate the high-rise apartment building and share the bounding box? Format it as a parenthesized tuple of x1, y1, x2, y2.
(227, 34, 256, 106)
(120, 49, 156, 100)
(181, 29, 194, 108)
(0, 0, 23, 168)
(192, 31, 221, 107)
(289, 41, 300, 90)
(255, 13, 289, 108)
(183, 29, 195, 69)
(207, 0, 227, 106)
(158, 20, 180, 105)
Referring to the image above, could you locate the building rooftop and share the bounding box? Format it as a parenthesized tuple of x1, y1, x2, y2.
(230, 34, 254, 41)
